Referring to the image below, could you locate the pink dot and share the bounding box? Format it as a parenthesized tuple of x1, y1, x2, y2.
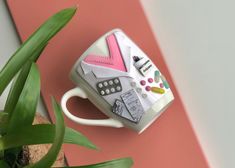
(148, 78, 153, 83)
(145, 86, 151, 91)
(140, 80, 146, 86)
(160, 83, 164, 88)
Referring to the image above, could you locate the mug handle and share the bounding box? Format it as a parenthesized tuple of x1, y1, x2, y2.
(61, 87, 124, 128)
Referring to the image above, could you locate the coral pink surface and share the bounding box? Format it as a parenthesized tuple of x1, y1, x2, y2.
(7, 0, 209, 167)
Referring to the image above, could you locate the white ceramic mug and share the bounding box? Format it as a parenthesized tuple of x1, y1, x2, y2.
(61, 29, 174, 133)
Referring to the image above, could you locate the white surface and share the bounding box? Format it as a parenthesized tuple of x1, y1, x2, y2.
(140, 0, 235, 168)
(0, 0, 234, 167)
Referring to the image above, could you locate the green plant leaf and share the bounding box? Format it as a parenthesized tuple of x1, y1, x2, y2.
(0, 134, 4, 158)
(0, 125, 97, 151)
(4, 43, 48, 117)
(0, 149, 3, 159)
(0, 112, 8, 124)
(3, 147, 21, 168)
(7, 63, 40, 134)
(0, 159, 10, 168)
(0, 112, 8, 134)
(63, 126, 97, 150)
(0, 7, 77, 95)
(1, 44, 48, 166)
(4, 61, 37, 123)
(62, 157, 134, 168)
(25, 97, 65, 168)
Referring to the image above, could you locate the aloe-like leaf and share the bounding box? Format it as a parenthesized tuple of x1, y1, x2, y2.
(0, 112, 8, 124)
(63, 126, 97, 150)
(3, 147, 21, 168)
(0, 125, 97, 151)
(0, 160, 10, 168)
(25, 98, 65, 168)
(0, 7, 77, 95)
(4, 61, 36, 121)
(0, 148, 3, 159)
(0, 112, 8, 134)
(4, 43, 47, 117)
(62, 157, 134, 168)
(0, 134, 4, 158)
(7, 63, 40, 134)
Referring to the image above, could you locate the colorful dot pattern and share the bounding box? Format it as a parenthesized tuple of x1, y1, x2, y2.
(129, 70, 170, 97)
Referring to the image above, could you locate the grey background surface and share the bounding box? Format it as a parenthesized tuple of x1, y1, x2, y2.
(0, 1, 49, 117)
(1, 0, 235, 167)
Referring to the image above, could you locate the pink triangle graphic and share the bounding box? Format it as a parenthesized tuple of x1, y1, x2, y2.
(84, 33, 127, 72)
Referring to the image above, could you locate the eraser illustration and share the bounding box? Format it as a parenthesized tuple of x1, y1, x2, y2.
(121, 89, 145, 122)
(133, 56, 153, 76)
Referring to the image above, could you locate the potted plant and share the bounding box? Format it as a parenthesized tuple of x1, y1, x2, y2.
(0, 7, 133, 168)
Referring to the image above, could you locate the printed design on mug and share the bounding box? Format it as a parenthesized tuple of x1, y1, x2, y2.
(112, 99, 137, 123)
(83, 33, 127, 72)
(96, 78, 122, 96)
(120, 89, 145, 122)
(112, 89, 145, 123)
(79, 31, 172, 124)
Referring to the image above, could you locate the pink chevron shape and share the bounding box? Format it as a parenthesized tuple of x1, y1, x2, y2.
(84, 33, 127, 72)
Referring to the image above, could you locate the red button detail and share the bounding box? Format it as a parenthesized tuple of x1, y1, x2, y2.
(140, 80, 146, 86)
(148, 78, 153, 83)
(145, 86, 151, 91)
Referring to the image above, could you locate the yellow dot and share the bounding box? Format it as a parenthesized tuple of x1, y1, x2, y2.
(151, 87, 165, 94)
